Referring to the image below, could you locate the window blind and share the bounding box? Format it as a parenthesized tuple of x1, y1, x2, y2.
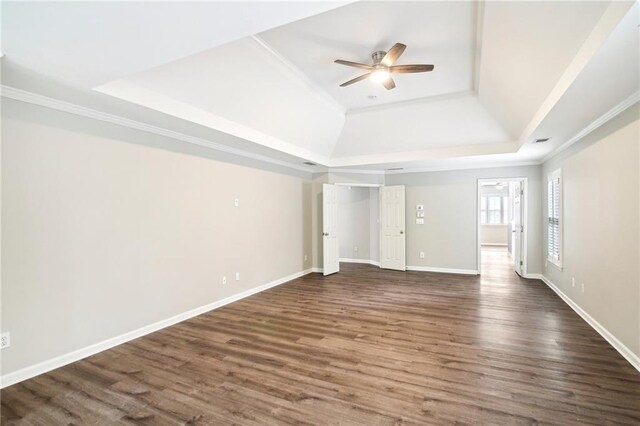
(547, 174, 561, 262)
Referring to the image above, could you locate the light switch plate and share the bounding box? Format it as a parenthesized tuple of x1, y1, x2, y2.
(1, 332, 10, 349)
(416, 218, 425, 225)
(416, 211, 425, 218)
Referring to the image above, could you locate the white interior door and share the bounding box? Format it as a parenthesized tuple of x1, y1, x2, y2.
(512, 181, 524, 276)
(322, 183, 339, 276)
(380, 185, 406, 271)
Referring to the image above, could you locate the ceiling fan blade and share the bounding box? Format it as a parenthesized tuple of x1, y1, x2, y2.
(382, 76, 396, 90)
(334, 59, 373, 70)
(389, 64, 434, 73)
(340, 73, 371, 87)
(381, 43, 407, 66)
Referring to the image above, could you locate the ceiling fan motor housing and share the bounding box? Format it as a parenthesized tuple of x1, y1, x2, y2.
(371, 51, 387, 65)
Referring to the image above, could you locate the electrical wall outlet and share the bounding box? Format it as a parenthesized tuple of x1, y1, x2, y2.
(234, 198, 239, 207)
(572, 277, 575, 287)
(304, 254, 308, 262)
(222, 276, 227, 285)
(354, 246, 358, 252)
(581, 283, 585, 293)
(235, 272, 240, 281)
(1, 332, 10, 349)
(419, 251, 425, 259)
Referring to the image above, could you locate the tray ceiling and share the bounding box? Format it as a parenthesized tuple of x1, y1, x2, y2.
(3, 1, 637, 172)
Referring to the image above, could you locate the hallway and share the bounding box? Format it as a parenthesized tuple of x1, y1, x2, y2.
(481, 245, 517, 282)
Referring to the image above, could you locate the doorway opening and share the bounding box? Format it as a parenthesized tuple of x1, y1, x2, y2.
(477, 178, 528, 278)
(336, 184, 380, 267)
(322, 183, 406, 275)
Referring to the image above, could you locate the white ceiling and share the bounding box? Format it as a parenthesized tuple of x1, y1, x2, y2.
(96, 37, 345, 164)
(259, 1, 477, 110)
(2, 1, 638, 173)
(0, 1, 350, 87)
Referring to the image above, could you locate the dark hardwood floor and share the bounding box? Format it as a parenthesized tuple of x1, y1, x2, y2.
(2, 247, 640, 425)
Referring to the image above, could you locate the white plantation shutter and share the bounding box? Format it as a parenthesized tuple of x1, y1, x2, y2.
(547, 170, 562, 265)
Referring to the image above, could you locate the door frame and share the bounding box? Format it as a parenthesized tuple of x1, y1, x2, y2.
(476, 177, 528, 276)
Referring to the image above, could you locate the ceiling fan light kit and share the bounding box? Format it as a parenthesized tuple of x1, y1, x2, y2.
(335, 43, 434, 90)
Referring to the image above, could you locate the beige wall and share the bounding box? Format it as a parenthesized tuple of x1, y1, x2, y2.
(542, 104, 639, 358)
(1, 99, 313, 376)
(386, 166, 542, 273)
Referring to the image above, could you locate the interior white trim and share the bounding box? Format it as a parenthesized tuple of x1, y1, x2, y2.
(382, 161, 540, 175)
(334, 182, 383, 188)
(339, 258, 479, 275)
(251, 35, 345, 116)
(406, 266, 478, 275)
(0, 268, 315, 389)
(522, 273, 542, 280)
(330, 168, 386, 175)
(346, 90, 475, 116)
(339, 257, 381, 266)
(0, 85, 318, 174)
(541, 91, 639, 163)
(3, 85, 636, 174)
(540, 275, 640, 373)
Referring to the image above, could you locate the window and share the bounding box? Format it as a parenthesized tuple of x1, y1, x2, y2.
(481, 195, 509, 224)
(547, 169, 562, 267)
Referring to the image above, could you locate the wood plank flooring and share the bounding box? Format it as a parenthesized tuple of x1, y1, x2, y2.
(2, 247, 640, 425)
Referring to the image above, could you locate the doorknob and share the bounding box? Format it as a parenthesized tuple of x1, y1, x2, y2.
(323, 232, 329, 236)
(400, 230, 404, 234)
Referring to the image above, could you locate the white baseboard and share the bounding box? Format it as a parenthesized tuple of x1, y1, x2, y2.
(406, 265, 478, 275)
(339, 258, 380, 267)
(311, 267, 323, 273)
(541, 275, 640, 373)
(0, 269, 314, 389)
(481, 243, 508, 247)
(522, 273, 542, 279)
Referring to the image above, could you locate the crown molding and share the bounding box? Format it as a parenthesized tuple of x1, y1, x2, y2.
(383, 160, 541, 175)
(540, 91, 639, 163)
(329, 168, 385, 175)
(4, 85, 634, 176)
(346, 90, 474, 116)
(251, 35, 345, 117)
(0, 85, 318, 174)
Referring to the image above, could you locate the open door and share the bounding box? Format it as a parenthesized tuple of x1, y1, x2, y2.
(512, 181, 524, 276)
(380, 185, 406, 271)
(322, 184, 339, 276)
